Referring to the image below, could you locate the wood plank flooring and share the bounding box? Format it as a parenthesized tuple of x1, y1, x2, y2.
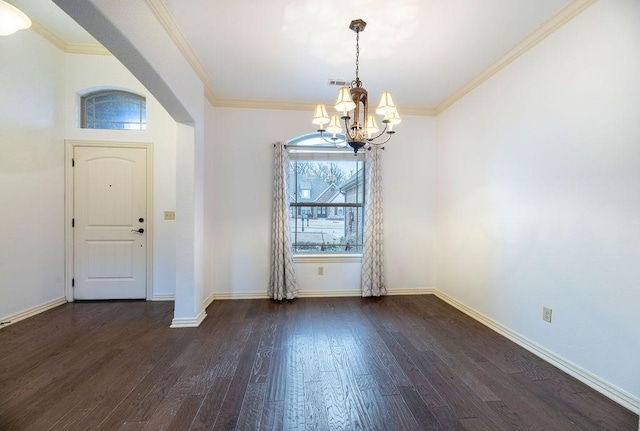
(0, 296, 636, 430)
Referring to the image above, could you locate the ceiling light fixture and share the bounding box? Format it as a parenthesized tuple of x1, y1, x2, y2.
(312, 19, 400, 153)
(0, 0, 31, 36)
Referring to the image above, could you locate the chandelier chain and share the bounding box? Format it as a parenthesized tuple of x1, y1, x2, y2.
(355, 30, 360, 83)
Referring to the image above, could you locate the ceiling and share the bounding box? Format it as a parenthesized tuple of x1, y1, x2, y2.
(10, 0, 98, 44)
(11, 0, 589, 115)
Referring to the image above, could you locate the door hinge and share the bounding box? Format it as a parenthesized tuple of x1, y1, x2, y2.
(72, 158, 75, 167)
(72, 278, 75, 287)
(72, 218, 75, 228)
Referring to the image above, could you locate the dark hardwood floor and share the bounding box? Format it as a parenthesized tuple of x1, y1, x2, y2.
(0, 295, 636, 430)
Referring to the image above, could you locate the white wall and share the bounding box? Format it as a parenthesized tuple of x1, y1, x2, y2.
(0, 32, 179, 323)
(63, 54, 178, 298)
(55, 0, 208, 325)
(207, 107, 437, 297)
(203, 102, 216, 303)
(0, 29, 66, 320)
(436, 0, 640, 401)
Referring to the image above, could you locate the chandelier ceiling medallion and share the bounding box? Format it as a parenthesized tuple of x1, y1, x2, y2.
(312, 19, 400, 153)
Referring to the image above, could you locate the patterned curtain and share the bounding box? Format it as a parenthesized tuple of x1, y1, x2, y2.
(361, 145, 386, 297)
(268, 142, 298, 300)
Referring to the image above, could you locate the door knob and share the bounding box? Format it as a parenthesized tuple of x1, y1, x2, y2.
(131, 228, 144, 233)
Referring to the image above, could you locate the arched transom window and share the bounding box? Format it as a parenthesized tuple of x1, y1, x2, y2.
(81, 90, 146, 130)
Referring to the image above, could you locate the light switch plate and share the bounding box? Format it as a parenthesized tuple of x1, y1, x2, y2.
(164, 211, 175, 220)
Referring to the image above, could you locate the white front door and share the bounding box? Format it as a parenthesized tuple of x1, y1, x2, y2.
(73, 146, 147, 299)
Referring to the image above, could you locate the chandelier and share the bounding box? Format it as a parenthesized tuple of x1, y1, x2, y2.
(312, 19, 400, 153)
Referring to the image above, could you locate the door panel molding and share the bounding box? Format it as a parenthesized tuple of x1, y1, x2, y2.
(65, 140, 153, 301)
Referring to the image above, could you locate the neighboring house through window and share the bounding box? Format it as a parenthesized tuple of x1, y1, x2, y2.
(81, 90, 146, 130)
(287, 133, 365, 254)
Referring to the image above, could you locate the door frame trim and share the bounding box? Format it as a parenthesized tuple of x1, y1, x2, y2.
(65, 140, 154, 302)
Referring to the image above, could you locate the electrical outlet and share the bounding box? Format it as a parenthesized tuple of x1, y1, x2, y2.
(542, 307, 553, 323)
(318, 267, 324, 276)
(164, 211, 175, 220)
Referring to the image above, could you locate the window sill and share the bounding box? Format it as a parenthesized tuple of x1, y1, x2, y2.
(293, 254, 362, 264)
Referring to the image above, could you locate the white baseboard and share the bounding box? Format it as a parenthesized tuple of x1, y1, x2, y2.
(212, 290, 361, 300)
(151, 293, 175, 301)
(211, 287, 434, 300)
(0, 297, 67, 329)
(388, 287, 435, 296)
(433, 289, 640, 415)
(299, 289, 361, 298)
(203, 292, 215, 308)
(170, 309, 206, 328)
(213, 292, 271, 300)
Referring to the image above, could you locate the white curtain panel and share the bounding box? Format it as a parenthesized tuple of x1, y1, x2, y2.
(268, 142, 298, 300)
(361, 145, 386, 297)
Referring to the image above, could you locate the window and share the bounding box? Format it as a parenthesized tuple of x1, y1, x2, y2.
(288, 146, 365, 254)
(81, 90, 146, 130)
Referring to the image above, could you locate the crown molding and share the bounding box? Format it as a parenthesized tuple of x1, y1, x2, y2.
(401, 106, 438, 117)
(144, 0, 210, 85)
(30, 20, 67, 51)
(204, 85, 217, 107)
(30, 20, 110, 55)
(65, 43, 111, 56)
(434, 0, 599, 115)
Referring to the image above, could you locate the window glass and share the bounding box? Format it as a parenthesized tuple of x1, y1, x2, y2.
(288, 158, 365, 253)
(81, 90, 146, 130)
